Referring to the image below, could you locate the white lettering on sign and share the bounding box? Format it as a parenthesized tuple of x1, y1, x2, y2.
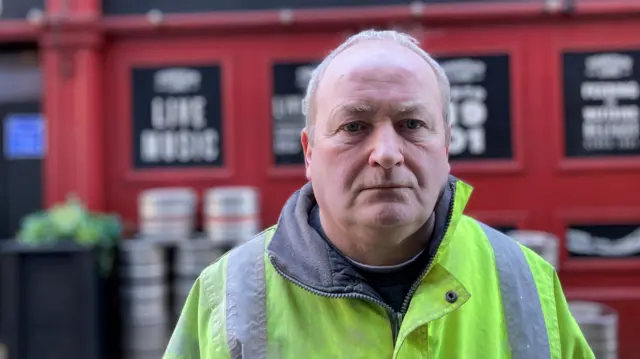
(580, 55, 640, 151)
(139, 67, 221, 165)
(141, 129, 220, 163)
(151, 96, 207, 130)
(272, 95, 304, 118)
(154, 68, 202, 94)
(585, 53, 634, 80)
(580, 81, 639, 102)
(441, 58, 491, 158)
(567, 226, 640, 257)
(272, 94, 304, 156)
(447, 86, 488, 156)
(295, 66, 315, 90)
(271, 64, 316, 160)
(441, 59, 486, 84)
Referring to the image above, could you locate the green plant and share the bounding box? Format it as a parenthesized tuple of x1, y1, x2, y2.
(17, 194, 123, 275)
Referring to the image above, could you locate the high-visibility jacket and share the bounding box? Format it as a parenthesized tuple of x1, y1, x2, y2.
(164, 177, 595, 359)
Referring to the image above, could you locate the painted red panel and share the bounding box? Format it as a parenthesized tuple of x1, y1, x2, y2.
(422, 24, 548, 230)
(538, 18, 640, 258)
(535, 19, 640, 359)
(565, 287, 640, 359)
(104, 35, 259, 232)
(100, 14, 640, 357)
(239, 32, 353, 228)
(42, 33, 106, 211)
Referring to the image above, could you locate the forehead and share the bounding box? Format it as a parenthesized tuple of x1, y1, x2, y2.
(316, 40, 441, 118)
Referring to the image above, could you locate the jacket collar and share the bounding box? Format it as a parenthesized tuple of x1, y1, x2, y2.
(266, 175, 472, 296)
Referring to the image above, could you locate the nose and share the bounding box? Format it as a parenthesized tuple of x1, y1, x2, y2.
(368, 123, 404, 169)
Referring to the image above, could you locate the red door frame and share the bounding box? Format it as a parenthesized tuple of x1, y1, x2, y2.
(534, 19, 640, 359)
(423, 24, 544, 231)
(103, 35, 258, 229)
(238, 32, 347, 227)
(36, 2, 640, 357)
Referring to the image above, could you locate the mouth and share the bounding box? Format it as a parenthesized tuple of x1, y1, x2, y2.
(361, 185, 410, 191)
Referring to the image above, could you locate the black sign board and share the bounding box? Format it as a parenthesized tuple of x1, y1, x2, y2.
(437, 54, 513, 161)
(103, 0, 538, 15)
(563, 50, 640, 157)
(0, 0, 44, 20)
(271, 62, 317, 166)
(566, 224, 640, 258)
(132, 65, 224, 169)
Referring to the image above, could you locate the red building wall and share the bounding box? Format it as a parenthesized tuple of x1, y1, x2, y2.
(101, 17, 640, 358)
(2, 0, 640, 356)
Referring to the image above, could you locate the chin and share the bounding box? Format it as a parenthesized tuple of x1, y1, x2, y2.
(361, 205, 417, 228)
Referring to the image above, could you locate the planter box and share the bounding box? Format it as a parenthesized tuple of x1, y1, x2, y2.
(0, 240, 119, 359)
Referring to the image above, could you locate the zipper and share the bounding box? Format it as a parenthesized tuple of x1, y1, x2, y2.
(390, 311, 404, 343)
(397, 182, 456, 317)
(268, 181, 457, 347)
(269, 255, 401, 339)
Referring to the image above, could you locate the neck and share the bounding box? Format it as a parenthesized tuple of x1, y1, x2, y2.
(320, 212, 436, 266)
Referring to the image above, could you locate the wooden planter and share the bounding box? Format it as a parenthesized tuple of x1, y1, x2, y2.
(0, 240, 119, 359)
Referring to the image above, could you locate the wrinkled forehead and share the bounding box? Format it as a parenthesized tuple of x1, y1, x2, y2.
(315, 40, 441, 121)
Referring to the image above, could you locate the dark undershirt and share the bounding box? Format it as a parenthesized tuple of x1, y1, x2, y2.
(309, 205, 428, 312)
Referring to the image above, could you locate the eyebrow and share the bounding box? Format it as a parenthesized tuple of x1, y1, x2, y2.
(336, 102, 430, 118)
(395, 103, 429, 116)
(337, 103, 377, 118)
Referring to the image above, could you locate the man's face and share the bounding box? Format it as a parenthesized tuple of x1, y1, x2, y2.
(301, 40, 451, 230)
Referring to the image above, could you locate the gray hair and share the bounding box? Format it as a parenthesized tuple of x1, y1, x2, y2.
(301, 29, 451, 132)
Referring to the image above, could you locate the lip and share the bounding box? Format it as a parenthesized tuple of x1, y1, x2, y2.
(361, 186, 410, 191)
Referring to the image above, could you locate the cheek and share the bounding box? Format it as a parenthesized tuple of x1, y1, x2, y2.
(309, 150, 355, 214)
(316, 145, 363, 185)
(410, 143, 450, 184)
(309, 150, 345, 205)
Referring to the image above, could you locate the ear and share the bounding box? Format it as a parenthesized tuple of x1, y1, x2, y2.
(444, 123, 451, 157)
(444, 123, 452, 172)
(301, 127, 312, 181)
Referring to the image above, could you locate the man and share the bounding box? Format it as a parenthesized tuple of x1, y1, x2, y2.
(164, 29, 594, 359)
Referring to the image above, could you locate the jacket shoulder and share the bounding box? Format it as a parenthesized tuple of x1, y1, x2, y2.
(459, 216, 556, 271)
(164, 227, 277, 359)
(457, 218, 590, 357)
(199, 225, 276, 301)
(454, 216, 515, 259)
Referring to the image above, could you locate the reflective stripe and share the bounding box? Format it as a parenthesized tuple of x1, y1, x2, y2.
(479, 222, 551, 359)
(225, 233, 268, 359)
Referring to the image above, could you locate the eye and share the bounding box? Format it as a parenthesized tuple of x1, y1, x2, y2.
(342, 122, 365, 133)
(404, 119, 424, 130)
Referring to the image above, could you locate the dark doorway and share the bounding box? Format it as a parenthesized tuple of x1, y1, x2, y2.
(0, 44, 42, 345)
(0, 45, 42, 241)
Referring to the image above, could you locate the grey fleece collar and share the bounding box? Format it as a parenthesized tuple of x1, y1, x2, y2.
(267, 176, 458, 296)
